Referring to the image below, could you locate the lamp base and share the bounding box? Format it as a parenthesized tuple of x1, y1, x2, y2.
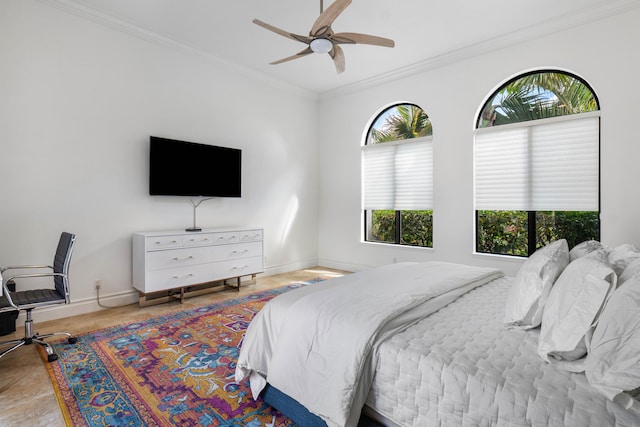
(185, 227, 202, 232)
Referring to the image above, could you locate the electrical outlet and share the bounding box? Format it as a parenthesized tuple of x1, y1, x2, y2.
(94, 279, 102, 290)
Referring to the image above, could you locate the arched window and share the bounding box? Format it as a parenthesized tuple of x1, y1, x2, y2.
(362, 104, 433, 247)
(474, 70, 600, 256)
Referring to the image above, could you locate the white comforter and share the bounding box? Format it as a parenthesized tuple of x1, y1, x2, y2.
(235, 261, 503, 427)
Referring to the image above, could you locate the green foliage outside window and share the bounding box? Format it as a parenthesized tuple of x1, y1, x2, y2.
(535, 211, 600, 249)
(401, 211, 433, 246)
(476, 211, 528, 256)
(369, 210, 433, 247)
(368, 104, 432, 144)
(476, 210, 600, 256)
(369, 210, 396, 243)
(478, 71, 598, 128)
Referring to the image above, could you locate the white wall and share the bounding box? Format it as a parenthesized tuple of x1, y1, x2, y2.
(0, 0, 320, 319)
(3, 2, 639, 323)
(317, 8, 640, 277)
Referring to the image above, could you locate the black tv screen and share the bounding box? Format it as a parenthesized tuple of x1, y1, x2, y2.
(149, 136, 241, 197)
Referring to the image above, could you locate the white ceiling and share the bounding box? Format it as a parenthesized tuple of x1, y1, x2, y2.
(47, 0, 639, 95)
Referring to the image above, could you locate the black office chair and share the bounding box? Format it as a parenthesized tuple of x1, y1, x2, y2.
(0, 232, 77, 362)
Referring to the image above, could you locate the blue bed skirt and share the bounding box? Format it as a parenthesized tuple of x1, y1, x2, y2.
(261, 384, 385, 427)
(262, 384, 328, 427)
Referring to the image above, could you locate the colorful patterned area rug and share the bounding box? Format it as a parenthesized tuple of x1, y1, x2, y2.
(45, 281, 321, 427)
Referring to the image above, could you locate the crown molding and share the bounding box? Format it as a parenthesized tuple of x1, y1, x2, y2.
(318, 0, 640, 101)
(35, 0, 318, 101)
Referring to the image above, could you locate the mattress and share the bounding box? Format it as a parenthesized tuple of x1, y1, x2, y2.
(366, 277, 640, 427)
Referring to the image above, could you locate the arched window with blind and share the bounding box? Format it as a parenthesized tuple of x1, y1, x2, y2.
(474, 70, 600, 256)
(362, 103, 433, 247)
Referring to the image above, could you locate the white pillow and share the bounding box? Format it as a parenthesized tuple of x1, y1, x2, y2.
(620, 257, 640, 286)
(582, 247, 610, 264)
(569, 240, 605, 262)
(608, 243, 640, 277)
(586, 274, 640, 413)
(504, 239, 569, 329)
(538, 255, 617, 372)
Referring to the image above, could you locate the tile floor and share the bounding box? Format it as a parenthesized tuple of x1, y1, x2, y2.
(0, 267, 347, 427)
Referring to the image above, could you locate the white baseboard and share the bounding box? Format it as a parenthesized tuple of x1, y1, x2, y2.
(262, 259, 319, 276)
(16, 290, 139, 325)
(317, 258, 368, 273)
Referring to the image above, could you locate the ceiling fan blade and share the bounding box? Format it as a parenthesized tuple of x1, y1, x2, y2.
(311, 0, 352, 36)
(331, 32, 395, 48)
(270, 47, 314, 65)
(253, 19, 312, 44)
(329, 44, 346, 74)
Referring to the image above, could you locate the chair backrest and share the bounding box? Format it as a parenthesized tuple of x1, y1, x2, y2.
(53, 232, 76, 302)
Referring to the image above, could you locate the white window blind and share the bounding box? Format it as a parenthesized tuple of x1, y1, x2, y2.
(474, 112, 599, 211)
(362, 136, 433, 210)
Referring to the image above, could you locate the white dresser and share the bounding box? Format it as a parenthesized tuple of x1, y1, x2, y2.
(132, 228, 263, 306)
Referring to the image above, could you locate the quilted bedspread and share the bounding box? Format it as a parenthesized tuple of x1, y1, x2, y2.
(367, 277, 640, 427)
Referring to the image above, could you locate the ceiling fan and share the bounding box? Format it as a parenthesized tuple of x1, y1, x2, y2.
(253, 0, 395, 74)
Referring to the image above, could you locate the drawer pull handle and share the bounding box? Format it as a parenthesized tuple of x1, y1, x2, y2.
(231, 265, 249, 270)
(171, 273, 194, 279)
(172, 256, 194, 261)
(232, 250, 249, 255)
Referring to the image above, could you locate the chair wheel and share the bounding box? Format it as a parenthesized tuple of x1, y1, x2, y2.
(68, 336, 77, 344)
(47, 353, 59, 362)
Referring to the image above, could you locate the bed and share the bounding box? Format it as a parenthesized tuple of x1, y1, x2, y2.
(235, 244, 640, 427)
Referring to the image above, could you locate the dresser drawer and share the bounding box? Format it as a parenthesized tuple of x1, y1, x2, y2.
(182, 233, 215, 247)
(210, 242, 262, 261)
(238, 230, 263, 242)
(146, 235, 181, 251)
(211, 230, 263, 245)
(144, 264, 214, 293)
(146, 247, 209, 271)
(210, 256, 264, 282)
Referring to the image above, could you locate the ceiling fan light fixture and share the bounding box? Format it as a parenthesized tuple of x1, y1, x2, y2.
(310, 38, 333, 53)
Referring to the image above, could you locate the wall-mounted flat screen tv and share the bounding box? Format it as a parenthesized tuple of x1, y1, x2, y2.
(149, 136, 242, 197)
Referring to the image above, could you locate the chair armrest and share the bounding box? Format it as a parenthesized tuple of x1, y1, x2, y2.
(1, 265, 53, 273)
(2, 281, 18, 310)
(3, 272, 66, 283)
